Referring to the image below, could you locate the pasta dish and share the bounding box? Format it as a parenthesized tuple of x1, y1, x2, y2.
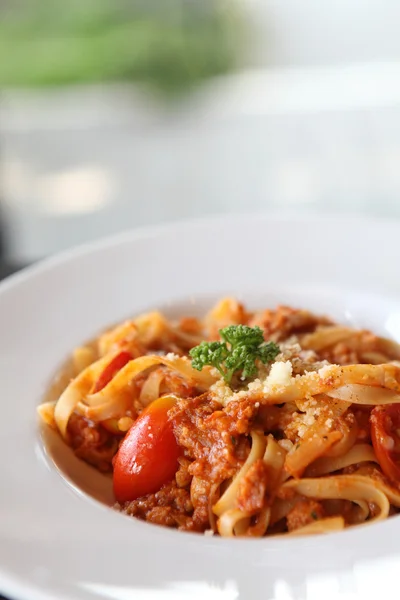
(38, 298, 400, 537)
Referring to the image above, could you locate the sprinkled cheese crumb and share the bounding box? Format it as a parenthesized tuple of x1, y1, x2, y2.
(318, 364, 336, 378)
(204, 529, 215, 536)
(264, 360, 293, 392)
(297, 425, 307, 439)
(325, 418, 333, 428)
(290, 408, 317, 439)
(248, 378, 263, 392)
(210, 378, 234, 405)
(278, 439, 293, 452)
(277, 342, 302, 361)
(304, 413, 316, 427)
(165, 352, 180, 361)
(276, 342, 330, 375)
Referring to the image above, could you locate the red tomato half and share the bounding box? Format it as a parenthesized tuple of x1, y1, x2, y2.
(370, 404, 400, 482)
(113, 395, 180, 503)
(92, 351, 132, 393)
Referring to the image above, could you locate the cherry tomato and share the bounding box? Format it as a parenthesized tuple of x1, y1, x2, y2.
(92, 351, 132, 393)
(370, 404, 400, 482)
(113, 395, 180, 502)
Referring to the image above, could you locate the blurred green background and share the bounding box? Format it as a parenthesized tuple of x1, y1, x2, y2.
(0, 0, 242, 97)
(4, 0, 400, 267)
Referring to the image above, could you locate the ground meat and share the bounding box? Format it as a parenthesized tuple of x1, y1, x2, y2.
(189, 476, 213, 531)
(121, 480, 197, 530)
(224, 399, 260, 435)
(237, 459, 269, 514)
(171, 394, 257, 482)
(248, 306, 332, 343)
(286, 499, 325, 532)
(166, 394, 259, 531)
(67, 413, 118, 472)
(175, 457, 192, 488)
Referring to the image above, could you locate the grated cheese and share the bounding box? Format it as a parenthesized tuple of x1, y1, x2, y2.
(263, 360, 293, 394)
(165, 352, 180, 361)
(248, 378, 262, 392)
(278, 439, 293, 452)
(317, 364, 336, 378)
(209, 379, 233, 405)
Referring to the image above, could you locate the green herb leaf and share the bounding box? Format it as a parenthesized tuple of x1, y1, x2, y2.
(189, 324, 280, 387)
(189, 340, 229, 380)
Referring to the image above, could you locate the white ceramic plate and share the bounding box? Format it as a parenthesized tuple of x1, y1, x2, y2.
(2, 214, 400, 600)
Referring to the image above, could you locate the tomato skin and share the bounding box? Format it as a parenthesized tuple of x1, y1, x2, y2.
(371, 404, 400, 482)
(92, 351, 132, 393)
(113, 396, 180, 503)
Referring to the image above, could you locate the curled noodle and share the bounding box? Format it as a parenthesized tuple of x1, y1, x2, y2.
(213, 432, 266, 518)
(280, 475, 390, 523)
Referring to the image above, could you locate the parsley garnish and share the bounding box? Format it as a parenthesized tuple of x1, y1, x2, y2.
(189, 324, 280, 387)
